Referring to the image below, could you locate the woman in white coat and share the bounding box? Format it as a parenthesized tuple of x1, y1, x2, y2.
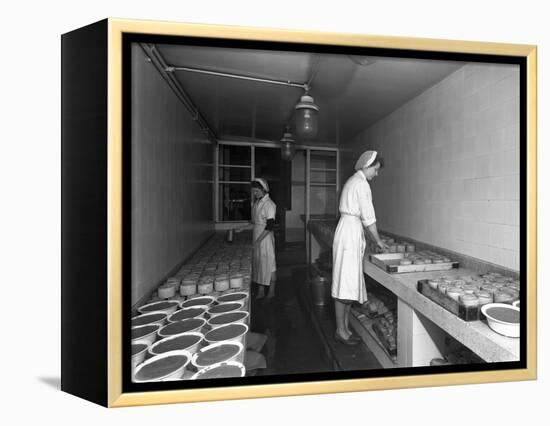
(237, 178, 277, 299)
(332, 150, 388, 345)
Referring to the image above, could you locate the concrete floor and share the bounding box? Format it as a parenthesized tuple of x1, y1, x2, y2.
(250, 245, 331, 375)
(249, 242, 382, 376)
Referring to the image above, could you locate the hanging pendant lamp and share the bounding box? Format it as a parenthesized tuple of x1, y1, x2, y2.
(294, 93, 319, 141)
(280, 129, 296, 161)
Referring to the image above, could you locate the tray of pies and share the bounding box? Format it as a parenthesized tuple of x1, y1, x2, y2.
(369, 251, 459, 274)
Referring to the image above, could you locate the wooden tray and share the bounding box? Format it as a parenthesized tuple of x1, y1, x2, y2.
(370, 253, 459, 273)
(372, 319, 397, 357)
(417, 280, 479, 321)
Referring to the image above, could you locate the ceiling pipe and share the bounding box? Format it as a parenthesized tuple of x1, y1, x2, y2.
(163, 54, 322, 149)
(305, 55, 322, 90)
(165, 65, 308, 90)
(140, 44, 218, 143)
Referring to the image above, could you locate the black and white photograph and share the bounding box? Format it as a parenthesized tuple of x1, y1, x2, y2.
(6, 0, 549, 421)
(127, 36, 525, 385)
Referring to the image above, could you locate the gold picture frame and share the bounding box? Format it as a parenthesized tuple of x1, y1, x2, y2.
(61, 17, 537, 407)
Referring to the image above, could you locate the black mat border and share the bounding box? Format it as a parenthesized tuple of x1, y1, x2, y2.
(121, 32, 528, 394)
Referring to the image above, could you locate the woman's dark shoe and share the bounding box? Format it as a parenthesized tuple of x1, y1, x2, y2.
(334, 332, 359, 346)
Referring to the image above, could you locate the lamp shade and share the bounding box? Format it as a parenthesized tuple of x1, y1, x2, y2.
(280, 131, 296, 161)
(295, 95, 319, 140)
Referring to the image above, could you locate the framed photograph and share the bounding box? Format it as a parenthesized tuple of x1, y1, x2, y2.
(61, 18, 537, 407)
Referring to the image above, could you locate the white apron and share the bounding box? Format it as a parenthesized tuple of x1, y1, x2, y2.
(331, 214, 368, 303)
(251, 195, 277, 286)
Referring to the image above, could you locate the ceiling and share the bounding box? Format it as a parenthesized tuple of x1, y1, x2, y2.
(155, 44, 463, 145)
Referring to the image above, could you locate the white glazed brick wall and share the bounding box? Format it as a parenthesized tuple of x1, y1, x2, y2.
(345, 63, 520, 270)
(131, 45, 214, 305)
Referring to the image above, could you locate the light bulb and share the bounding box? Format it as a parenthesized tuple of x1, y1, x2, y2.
(280, 131, 296, 161)
(295, 95, 319, 140)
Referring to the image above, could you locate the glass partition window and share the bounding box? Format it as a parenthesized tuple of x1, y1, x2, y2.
(218, 182, 251, 221)
(217, 144, 252, 221)
(219, 144, 251, 166)
(216, 144, 339, 222)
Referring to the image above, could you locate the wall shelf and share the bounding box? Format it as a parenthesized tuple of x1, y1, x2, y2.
(306, 149, 339, 265)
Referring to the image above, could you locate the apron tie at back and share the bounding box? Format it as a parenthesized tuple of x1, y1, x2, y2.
(340, 212, 361, 218)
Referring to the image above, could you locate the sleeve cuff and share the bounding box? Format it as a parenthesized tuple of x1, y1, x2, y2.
(362, 218, 376, 227)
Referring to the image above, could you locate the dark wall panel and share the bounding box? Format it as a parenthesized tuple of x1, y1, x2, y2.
(61, 19, 108, 406)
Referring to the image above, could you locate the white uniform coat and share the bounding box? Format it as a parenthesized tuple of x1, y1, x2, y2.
(252, 194, 277, 286)
(332, 171, 376, 303)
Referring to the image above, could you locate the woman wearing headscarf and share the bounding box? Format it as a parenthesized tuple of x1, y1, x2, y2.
(237, 178, 277, 299)
(332, 150, 388, 345)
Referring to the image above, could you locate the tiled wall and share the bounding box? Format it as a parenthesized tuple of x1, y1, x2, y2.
(344, 63, 520, 270)
(131, 45, 214, 305)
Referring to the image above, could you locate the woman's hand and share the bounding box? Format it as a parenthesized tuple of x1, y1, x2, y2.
(254, 229, 271, 247)
(376, 239, 389, 252)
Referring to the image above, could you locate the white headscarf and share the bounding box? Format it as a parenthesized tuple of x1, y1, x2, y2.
(252, 177, 269, 192)
(354, 150, 378, 171)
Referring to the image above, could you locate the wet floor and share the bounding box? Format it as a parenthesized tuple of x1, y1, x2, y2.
(249, 244, 332, 375)
(249, 242, 383, 376)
